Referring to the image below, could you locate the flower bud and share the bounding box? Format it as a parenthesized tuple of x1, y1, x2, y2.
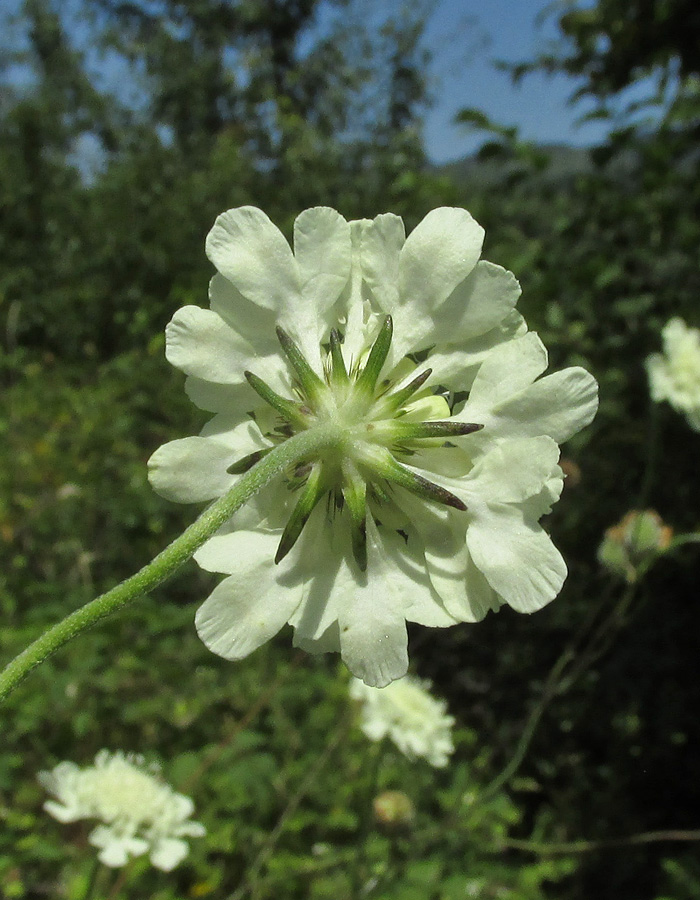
(598, 510, 672, 582)
(373, 790, 415, 830)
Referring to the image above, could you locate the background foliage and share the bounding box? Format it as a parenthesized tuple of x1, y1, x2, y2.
(1, 0, 699, 897)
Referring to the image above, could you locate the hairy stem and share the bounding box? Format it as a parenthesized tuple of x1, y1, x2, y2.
(0, 423, 342, 703)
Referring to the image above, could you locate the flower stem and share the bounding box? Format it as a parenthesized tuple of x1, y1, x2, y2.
(0, 423, 343, 704)
(350, 740, 386, 900)
(80, 857, 103, 900)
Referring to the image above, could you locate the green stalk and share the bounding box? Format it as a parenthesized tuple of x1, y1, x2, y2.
(0, 423, 343, 704)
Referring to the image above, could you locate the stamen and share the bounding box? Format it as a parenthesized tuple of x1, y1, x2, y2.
(244, 371, 310, 429)
(275, 462, 326, 564)
(354, 316, 393, 396)
(276, 327, 326, 403)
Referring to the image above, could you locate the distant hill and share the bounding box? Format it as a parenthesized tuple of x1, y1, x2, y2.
(432, 143, 596, 188)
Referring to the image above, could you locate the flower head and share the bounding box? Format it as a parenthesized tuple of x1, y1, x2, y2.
(646, 317, 700, 431)
(598, 509, 672, 583)
(38, 750, 205, 870)
(350, 674, 455, 767)
(149, 206, 598, 686)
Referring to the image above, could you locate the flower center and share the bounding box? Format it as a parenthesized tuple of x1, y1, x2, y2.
(241, 316, 482, 570)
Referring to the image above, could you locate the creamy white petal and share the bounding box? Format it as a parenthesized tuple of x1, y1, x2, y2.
(336, 520, 410, 687)
(459, 332, 548, 414)
(398, 208, 484, 313)
(293, 621, 341, 655)
(288, 509, 345, 641)
(166, 306, 253, 384)
(293, 207, 352, 316)
(209, 273, 277, 347)
(194, 531, 304, 659)
(447, 551, 503, 622)
(433, 261, 521, 341)
(150, 838, 189, 872)
(44, 800, 82, 823)
(199, 415, 268, 450)
(426, 311, 528, 388)
(476, 367, 599, 444)
(339, 600, 408, 689)
(89, 826, 149, 867)
(466, 509, 567, 614)
(360, 213, 405, 311)
(205, 206, 300, 312)
(185, 377, 258, 416)
(380, 527, 458, 628)
(462, 437, 561, 505)
(148, 436, 238, 503)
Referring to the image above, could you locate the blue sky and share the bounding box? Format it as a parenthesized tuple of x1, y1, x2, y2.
(3, 0, 661, 166)
(422, 0, 631, 162)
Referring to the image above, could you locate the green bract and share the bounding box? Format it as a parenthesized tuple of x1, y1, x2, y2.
(148, 207, 598, 686)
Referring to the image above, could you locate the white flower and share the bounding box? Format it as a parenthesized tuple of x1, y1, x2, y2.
(149, 206, 598, 687)
(350, 674, 455, 767)
(38, 750, 205, 870)
(646, 317, 700, 431)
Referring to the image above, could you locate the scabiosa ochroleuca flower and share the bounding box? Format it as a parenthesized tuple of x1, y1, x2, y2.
(350, 674, 455, 768)
(148, 207, 598, 686)
(39, 750, 205, 870)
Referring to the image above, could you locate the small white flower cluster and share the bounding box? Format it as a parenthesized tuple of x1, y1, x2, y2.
(350, 674, 455, 768)
(646, 317, 700, 432)
(38, 750, 205, 870)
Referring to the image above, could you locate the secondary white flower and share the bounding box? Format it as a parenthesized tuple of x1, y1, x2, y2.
(38, 750, 205, 870)
(646, 317, 700, 431)
(350, 674, 455, 767)
(149, 206, 598, 687)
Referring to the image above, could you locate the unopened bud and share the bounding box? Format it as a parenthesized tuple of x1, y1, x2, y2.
(598, 510, 672, 582)
(373, 790, 415, 830)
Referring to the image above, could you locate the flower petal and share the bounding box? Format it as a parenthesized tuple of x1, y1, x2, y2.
(360, 213, 405, 311)
(433, 261, 521, 341)
(150, 838, 189, 872)
(166, 306, 253, 384)
(459, 332, 548, 414)
(427, 310, 528, 388)
(205, 206, 300, 312)
(184, 377, 256, 417)
(293, 207, 351, 316)
(467, 508, 567, 613)
(463, 437, 562, 505)
(209, 273, 277, 346)
(480, 367, 599, 444)
(398, 208, 484, 313)
(148, 436, 238, 503)
(194, 531, 304, 660)
(336, 519, 413, 687)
